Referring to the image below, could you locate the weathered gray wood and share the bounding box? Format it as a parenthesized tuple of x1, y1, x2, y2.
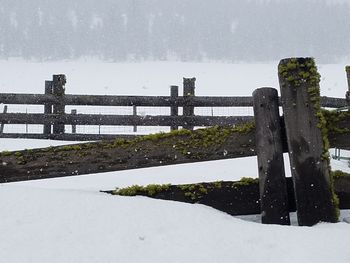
(253, 88, 290, 225)
(0, 113, 253, 127)
(170, 86, 179, 131)
(0, 132, 137, 141)
(71, 109, 77, 134)
(132, 106, 137, 132)
(0, 105, 8, 133)
(43, 81, 53, 135)
(0, 126, 256, 183)
(183, 78, 196, 130)
(279, 57, 338, 226)
(52, 75, 66, 134)
(320, 96, 348, 108)
(0, 92, 346, 108)
(346, 66, 350, 104)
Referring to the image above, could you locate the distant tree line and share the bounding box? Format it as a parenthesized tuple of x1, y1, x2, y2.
(0, 0, 349, 62)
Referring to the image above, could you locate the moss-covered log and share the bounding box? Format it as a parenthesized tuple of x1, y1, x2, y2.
(0, 124, 256, 183)
(104, 172, 350, 217)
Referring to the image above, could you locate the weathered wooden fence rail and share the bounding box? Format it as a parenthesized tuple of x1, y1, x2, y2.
(0, 93, 347, 107)
(0, 75, 347, 141)
(0, 114, 253, 126)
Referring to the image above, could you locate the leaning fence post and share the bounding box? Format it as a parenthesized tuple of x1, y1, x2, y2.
(52, 74, 66, 135)
(0, 105, 8, 134)
(183, 78, 195, 130)
(170, 85, 179, 131)
(278, 57, 338, 226)
(44, 80, 53, 135)
(253, 88, 290, 225)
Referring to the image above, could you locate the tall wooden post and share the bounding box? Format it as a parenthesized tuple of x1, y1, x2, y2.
(253, 88, 290, 225)
(44, 80, 53, 135)
(0, 105, 8, 134)
(278, 57, 338, 226)
(52, 75, 66, 135)
(183, 78, 195, 130)
(170, 85, 179, 131)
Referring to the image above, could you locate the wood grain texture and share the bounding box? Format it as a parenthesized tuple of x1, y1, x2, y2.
(253, 88, 290, 225)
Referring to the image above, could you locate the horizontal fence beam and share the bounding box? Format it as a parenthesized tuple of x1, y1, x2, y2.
(0, 126, 257, 183)
(0, 133, 137, 141)
(0, 93, 346, 108)
(0, 113, 254, 127)
(0, 93, 252, 107)
(320, 96, 349, 108)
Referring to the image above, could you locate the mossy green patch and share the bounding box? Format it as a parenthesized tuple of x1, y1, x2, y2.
(112, 184, 171, 196)
(179, 184, 208, 201)
(322, 109, 350, 135)
(279, 58, 320, 88)
(14, 151, 23, 157)
(331, 170, 350, 179)
(231, 177, 258, 188)
(0, 150, 12, 156)
(103, 123, 255, 160)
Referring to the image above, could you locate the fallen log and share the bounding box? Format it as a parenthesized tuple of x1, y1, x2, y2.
(103, 171, 350, 216)
(0, 124, 256, 183)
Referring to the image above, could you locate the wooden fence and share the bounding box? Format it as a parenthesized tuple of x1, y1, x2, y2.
(1, 58, 350, 227)
(0, 75, 347, 141)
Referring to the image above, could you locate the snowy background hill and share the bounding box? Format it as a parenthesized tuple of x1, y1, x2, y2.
(1, 0, 350, 62)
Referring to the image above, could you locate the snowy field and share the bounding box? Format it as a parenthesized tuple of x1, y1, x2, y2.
(1, 60, 350, 263)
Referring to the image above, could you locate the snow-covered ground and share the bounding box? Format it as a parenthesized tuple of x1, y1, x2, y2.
(1, 60, 350, 263)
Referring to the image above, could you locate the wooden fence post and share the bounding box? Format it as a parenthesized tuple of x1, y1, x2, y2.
(278, 57, 338, 226)
(71, 109, 77, 134)
(346, 66, 350, 104)
(253, 88, 290, 225)
(52, 75, 66, 135)
(43, 80, 53, 135)
(0, 105, 7, 134)
(133, 105, 137, 132)
(170, 85, 179, 131)
(183, 78, 196, 130)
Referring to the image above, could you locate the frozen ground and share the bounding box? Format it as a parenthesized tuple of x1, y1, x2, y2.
(1, 60, 350, 263)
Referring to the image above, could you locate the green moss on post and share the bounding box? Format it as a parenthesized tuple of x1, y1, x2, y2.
(279, 57, 339, 226)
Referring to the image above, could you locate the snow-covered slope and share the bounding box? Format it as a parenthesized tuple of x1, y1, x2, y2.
(1, 185, 350, 263)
